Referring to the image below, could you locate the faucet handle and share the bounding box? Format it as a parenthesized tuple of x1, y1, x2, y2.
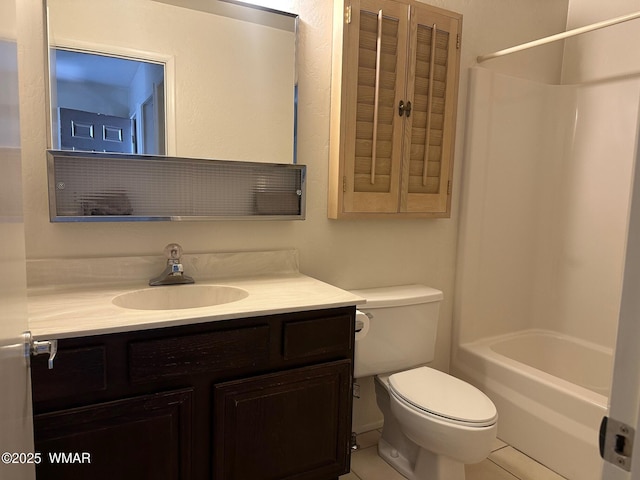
(164, 243, 184, 262)
(149, 243, 194, 286)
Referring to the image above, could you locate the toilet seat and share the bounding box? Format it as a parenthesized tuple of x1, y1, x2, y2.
(388, 367, 497, 427)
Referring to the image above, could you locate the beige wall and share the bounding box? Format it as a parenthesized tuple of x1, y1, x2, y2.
(18, 0, 568, 431)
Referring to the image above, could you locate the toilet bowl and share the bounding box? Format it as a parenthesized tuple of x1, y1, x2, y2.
(351, 285, 498, 480)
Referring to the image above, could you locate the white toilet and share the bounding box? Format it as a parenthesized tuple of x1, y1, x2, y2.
(351, 285, 497, 480)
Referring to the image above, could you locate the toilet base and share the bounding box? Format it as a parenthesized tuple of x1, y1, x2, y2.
(378, 438, 414, 479)
(414, 448, 465, 480)
(378, 438, 465, 480)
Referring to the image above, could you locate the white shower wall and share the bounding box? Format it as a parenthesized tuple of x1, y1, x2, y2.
(562, 0, 640, 345)
(556, 0, 640, 346)
(457, 66, 639, 349)
(457, 68, 572, 344)
(455, 0, 640, 352)
(542, 79, 638, 346)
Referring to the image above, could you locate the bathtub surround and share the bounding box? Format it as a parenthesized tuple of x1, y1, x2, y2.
(454, 64, 639, 480)
(454, 0, 640, 478)
(455, 67, 638, 347)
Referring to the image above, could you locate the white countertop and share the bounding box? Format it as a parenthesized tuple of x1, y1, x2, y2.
(27, 273, 365, 340)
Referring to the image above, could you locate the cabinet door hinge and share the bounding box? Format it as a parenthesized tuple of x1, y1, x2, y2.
(345, 5, 352, 24)
(447, 180, 452, 195)
(456, 34, 461, 50)
(600, 416, 635, 472)
(343, 176, 347, 192)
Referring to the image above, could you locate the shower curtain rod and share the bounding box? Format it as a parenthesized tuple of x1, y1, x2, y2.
(477, 10, 640, 63)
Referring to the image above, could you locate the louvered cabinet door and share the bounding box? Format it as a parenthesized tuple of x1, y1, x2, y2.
(400, 5, 461, 214)
(342, 0, 409, 213)
(329, 0, 462, 218)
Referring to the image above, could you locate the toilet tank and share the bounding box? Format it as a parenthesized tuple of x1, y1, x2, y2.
(350, 285, 443, 378)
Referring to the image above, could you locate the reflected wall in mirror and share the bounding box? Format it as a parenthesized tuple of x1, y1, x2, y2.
(47, 0, 298, 163)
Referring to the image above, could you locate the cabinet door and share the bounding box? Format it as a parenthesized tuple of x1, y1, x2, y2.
(213, 360, 352, 480)
(342, 0, 410, 214)
(330, 0, 461, 218)
(400, 4, 461, 214)
(33, 389, 193, 480)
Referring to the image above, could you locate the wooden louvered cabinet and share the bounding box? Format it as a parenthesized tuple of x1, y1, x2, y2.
(329, 0, 462, 218)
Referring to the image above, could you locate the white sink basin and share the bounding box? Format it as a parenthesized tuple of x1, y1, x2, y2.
(112, 285, 249, 310)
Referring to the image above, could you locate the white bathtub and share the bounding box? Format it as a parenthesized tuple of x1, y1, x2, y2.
(454, 329, 612, 480)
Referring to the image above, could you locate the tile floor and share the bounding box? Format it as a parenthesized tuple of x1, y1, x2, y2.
(341, 430, 567, 480)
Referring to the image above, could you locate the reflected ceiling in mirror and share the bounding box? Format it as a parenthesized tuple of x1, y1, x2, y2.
(46, 0, 298, 163)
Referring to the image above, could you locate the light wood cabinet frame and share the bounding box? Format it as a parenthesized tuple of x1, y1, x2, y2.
(329, 0, 462, 219)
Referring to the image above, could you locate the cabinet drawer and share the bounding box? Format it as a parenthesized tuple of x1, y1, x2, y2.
(129, 324, 270, 383)
(282, 313, 352, 361)
(31, 345, 106, 404)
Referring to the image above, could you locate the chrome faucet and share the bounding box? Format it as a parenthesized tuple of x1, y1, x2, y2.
(149, 243, 195, 286)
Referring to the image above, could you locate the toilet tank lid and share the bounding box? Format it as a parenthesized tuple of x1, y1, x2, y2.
(348, 284, 443, 308)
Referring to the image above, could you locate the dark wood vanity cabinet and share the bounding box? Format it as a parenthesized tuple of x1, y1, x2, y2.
(30, 307, 355, 480)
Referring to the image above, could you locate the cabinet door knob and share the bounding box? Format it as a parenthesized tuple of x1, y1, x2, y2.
(404, 101, 412, 117)
(398, 100, 412, 117)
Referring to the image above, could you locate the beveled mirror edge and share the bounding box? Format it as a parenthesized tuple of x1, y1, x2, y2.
(42, 0, 52, 152)
(156, 0, 298, 31)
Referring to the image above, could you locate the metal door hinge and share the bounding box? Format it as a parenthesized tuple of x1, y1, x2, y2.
(353, 382, 360, 399)
(24, 331, 58, 369)
(343, 176, 347, 192)
(350, 432, 360, 452)
(600, 416, 634, 472)
(447, 180, 452, 195)
(456, 34, 461, 49)
(345, 5, 352, 24)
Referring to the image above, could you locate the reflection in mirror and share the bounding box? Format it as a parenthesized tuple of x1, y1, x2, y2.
(52, 49, 166, 154)
(47, 0, 297, 163)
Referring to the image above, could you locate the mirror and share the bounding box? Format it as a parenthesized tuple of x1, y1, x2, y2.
(46, 0, 298, 163)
